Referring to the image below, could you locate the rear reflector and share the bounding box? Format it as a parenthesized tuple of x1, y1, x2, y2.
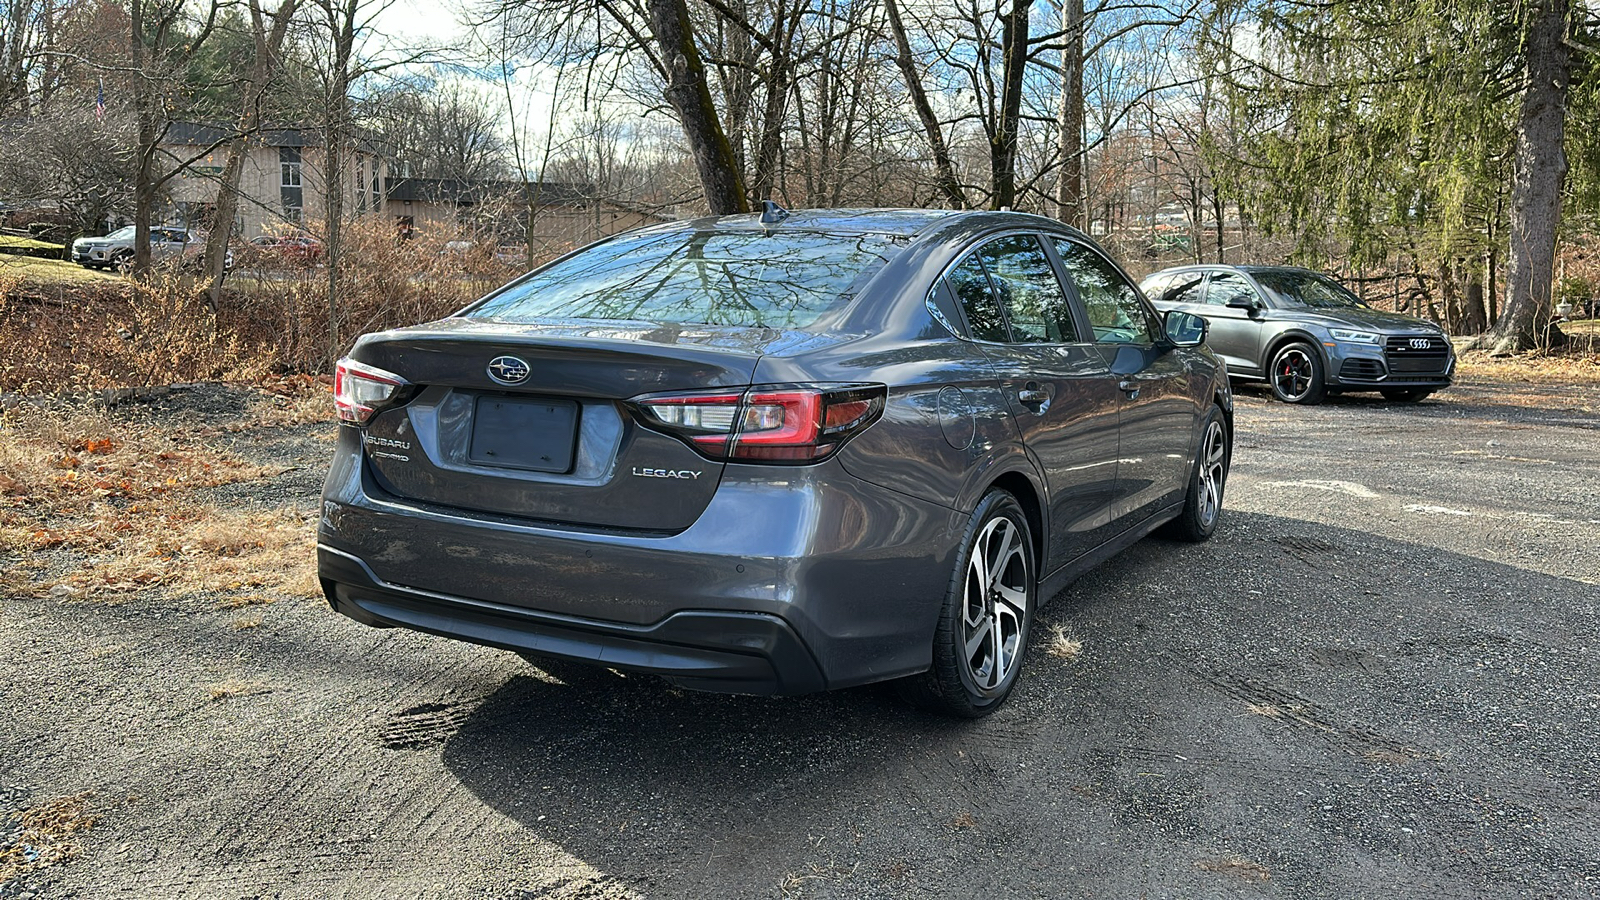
(334, 358, 408, 424)
(630, 384, 886, 464)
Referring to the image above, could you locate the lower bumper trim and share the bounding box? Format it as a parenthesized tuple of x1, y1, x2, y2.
(318, 544, 828, 696)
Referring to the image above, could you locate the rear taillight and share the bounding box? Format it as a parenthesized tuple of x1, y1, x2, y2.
(630, 384, 886, 463)
(333, 358, 408, 425)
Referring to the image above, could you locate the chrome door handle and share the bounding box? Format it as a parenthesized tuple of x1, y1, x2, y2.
(1118, 379, 1140, 399)
(1017, 388, 1048, 404)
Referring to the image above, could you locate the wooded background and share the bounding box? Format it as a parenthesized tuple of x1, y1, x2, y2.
(2, 0, 1596, 353)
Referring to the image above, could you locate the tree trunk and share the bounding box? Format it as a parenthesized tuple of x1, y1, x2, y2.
(203, 0, 298, 312)
(1480, 0, 1571, 353)
(130, 0, 154, 276)
(989, 0, 1030, 210)
(884, 0, 967, 209)
(647, 0, 749, 215)
(203, 0, 297, 312)
(324, 0, 357, 368)
(1054, 0, 1085, 227)
(1461, 274, 1488, 334)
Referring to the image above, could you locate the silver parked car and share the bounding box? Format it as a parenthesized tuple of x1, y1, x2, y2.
(71, 225, 229, 273)
(319, 208, 1233, 716)
(1140, 265, 1454, 404)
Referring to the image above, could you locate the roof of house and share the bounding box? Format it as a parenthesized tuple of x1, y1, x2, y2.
(160, 122, 382, 154)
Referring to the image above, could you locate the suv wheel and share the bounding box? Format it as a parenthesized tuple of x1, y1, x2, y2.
(112, 251, 134, 275)
(1269, 341, 1325, 404)
(905, 490, 1035, 718)
(1381, 388, 1432, 403)
(1163, 407, 1230, 542)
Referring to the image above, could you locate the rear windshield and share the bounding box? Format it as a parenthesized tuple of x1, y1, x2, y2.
(1253, 270, 1366, 309)
(469, 229, 910, 328)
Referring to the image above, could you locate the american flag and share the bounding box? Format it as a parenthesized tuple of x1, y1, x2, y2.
(96, 78, 105, 121)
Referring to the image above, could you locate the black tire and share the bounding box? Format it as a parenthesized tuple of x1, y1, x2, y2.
(1268, 341, 1326, 404)
(1380, 388, 1433, 403)
(902, 490, 1036, 718)
(112, 251, 134, 275)
(1162, 407, 1230, 542)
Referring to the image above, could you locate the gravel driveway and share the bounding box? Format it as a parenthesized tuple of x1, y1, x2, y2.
(3, 377, 1598, 899)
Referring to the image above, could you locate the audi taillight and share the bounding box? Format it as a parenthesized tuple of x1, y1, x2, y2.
(333, 358, 408, 425)
(630, 384, 886, 463)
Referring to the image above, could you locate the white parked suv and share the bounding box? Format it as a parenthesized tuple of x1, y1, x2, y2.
(71, 225, 230, 272)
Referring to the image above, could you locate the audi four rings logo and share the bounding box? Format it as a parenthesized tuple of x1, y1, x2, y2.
(1408, 338, 1431, 349)
(487, 355, 531, 384)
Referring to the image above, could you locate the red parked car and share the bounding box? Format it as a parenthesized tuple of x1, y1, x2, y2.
(247, 234, 324, 264)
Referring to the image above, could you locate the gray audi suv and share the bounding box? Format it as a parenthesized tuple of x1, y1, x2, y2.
(1140, 265, 1454, 404)
(319, 208, 1232, 716)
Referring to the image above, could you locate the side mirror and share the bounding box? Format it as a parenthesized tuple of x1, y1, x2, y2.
(1225, 296, 1262, 311)
(1165, 310, 1207, 347)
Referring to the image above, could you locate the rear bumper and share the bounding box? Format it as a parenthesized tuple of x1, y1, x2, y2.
(317, 427, 963, 694)
(320, 544, 827, 694)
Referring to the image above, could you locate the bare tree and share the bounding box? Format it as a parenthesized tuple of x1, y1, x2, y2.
(202, 0, 299, 311)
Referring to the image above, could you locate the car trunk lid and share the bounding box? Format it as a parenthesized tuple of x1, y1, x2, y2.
(348, 318, 794, 532)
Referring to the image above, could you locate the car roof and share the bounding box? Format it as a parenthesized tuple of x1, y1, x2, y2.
(627, 207, 1083, 242)
(1145, 263, 1325, 279)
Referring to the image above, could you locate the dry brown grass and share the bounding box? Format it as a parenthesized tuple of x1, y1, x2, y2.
(1045, 624, 1083, 661)
(0, 792, 98, 882)
(206, 678, 269, 701)
(0, 397, 321, 606)
(1, 219, 530, 393)
(1197, 855, 1271, 883)
(1457, 348, 1600, 386)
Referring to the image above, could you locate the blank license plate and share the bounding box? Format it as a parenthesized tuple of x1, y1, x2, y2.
(469, 395, 579, 473)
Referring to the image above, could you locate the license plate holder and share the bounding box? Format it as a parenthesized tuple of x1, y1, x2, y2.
(469, 395, 579, 474)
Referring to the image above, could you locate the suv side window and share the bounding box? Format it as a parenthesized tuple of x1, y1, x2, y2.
(946, 253, 1010, 342)
(1049, 237, 1154, 344)
(1206, 271, 1258, 308)
(974, 235, 1079, 343)
(1166, 272, 1206, 305)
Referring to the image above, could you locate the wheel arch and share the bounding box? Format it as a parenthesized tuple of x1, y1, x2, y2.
(953, 458, 1043, 570)
(1263, 329, 1329, 378)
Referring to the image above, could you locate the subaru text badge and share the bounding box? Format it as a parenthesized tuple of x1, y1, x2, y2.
(487, 356, 531, 385)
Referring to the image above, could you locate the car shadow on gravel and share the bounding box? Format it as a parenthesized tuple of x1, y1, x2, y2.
(436, 511, 1600, 898)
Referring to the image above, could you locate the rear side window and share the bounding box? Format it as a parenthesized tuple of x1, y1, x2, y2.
(470, 229, 909, 328)
(947, 254, 1010, 342)
(974, 235, 1079, 343)
(1050, 237, 1154, 344)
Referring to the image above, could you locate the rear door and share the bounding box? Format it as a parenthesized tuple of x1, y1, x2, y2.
(946, 234, 1124, 573)
(1048, 236, 1199, 524)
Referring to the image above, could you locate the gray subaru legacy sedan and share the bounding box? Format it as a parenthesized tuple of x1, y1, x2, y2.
(318, 208, 1232, 716)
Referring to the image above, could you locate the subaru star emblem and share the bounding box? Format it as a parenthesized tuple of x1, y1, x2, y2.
(487, 355, 531, 385)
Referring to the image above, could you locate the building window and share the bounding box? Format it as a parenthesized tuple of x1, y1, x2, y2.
(279, 146, 304, 221)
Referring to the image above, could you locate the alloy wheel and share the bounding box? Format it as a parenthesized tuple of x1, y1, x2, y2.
(961, 516, 1029, 693)
(1273, 347, 1314, 401)
(1198, 419, 1227, 528)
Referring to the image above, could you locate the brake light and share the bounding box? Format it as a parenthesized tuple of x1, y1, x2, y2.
(631, 384, 886, 463)
(333, 358, 408, 424)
